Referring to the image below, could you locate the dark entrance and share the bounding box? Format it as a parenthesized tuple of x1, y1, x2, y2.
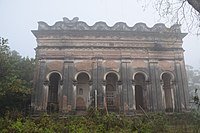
(135, 85, 144, 110)
(162, 73, 173, 112)
(47, 72, 61, 113)
(105, 73, 119, 112)
(135, 73, 146, 110)
(76, 72, 90, 111)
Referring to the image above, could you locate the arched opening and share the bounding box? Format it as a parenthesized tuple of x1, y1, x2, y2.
(134, 73, 146, 110)
(162, 73, 173, 112)
(47, 72, 61, 113)
(76, 72, 90, 111)
(105, 72, 119, 112)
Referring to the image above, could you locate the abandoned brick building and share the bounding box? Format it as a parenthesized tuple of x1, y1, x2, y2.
(31, 17, 189, 114)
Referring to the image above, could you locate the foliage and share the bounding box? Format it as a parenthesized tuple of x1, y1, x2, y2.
(186, 65, 200, 110)
(0, 37, 35, 116)
(186, 65, 200, 90)
(0, 111, 200, 133)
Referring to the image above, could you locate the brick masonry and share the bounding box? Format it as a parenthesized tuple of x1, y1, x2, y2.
(31, 17, 189, 114)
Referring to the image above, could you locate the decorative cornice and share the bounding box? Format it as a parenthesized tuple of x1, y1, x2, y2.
(35, 45, 183, 51)
(38, 17, 181, 33)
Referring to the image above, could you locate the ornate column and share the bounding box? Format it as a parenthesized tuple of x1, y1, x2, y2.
(92, 57, 103, 108)
(145, 80, 151, 111)
(121, 61, 128, 110)
(131, 80, 136, 110)
(42, 80, 49, 111)
(88, 80, 93, 108)
(175, 62, 189, 111)
(62, 61, 68, 113)
(58, 80, 63, 112)
(160, 80, 166, 111)
(117, 80, 123, 112)
(102, 81, 106, 110)
(72, 80, 77, 110)
(63, 60, 74, 112)
(121, 59, 131, 113)
(149, 60, 162, 111)
(35, 60, 46, 112)
(171, 80, 176, 112)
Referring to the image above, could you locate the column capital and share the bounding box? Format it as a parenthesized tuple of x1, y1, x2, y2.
(145, 80, 151, 85)
(72, 80, 78, 85)
(160, 80, 164, 85)
(89, 80, 93, 86)
(39, 59, 46, 63)
(131, 80, 135, 85)
(60, 80, 63, 85)
(43, 80, 49, 86)
(102, 80, 106, 86)
(117, 80, 122, 85)
(171, 80, 176, 85)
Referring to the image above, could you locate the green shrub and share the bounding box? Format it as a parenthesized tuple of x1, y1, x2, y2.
(1, 111, 200, 132)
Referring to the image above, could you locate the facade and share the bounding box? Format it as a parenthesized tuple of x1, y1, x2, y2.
(31, 17, 189, 114)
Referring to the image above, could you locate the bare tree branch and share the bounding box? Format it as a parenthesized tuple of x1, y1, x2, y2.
(187, 0, 200, 13)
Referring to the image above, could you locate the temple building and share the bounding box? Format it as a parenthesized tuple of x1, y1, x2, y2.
(31, 17, 189, 114)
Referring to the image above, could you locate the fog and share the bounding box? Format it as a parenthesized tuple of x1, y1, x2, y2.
(0, 0, 199, 68)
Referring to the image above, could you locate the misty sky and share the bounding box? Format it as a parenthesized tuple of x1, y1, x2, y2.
(0, 0, 200, 69)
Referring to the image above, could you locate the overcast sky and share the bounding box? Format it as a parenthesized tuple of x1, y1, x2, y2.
(0, 0, 199, 69)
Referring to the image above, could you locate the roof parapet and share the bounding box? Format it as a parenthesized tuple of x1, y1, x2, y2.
(37, 17, 182, 34)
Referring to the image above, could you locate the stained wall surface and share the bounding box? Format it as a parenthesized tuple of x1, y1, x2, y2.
(31, 17, 189, 114)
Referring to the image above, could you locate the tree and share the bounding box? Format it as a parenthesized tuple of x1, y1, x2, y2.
(186, 65, 200, 110)
(187, 0, 200, 13)
(10, 50, 35, 88)
(186, 65, 200, 91)
(141, 0, 200, 33)
(0, 37, 35, 116)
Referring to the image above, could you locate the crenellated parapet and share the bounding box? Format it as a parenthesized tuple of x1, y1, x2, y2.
(38, 17, 181, 33)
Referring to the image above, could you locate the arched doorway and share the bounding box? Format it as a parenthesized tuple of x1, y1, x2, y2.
(47, 72, 61, 113)
(76, 72, 90, 111)
(105, 72, 119, 112)
(134, 73, 146, 110)
(162, 73, 173, 112)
